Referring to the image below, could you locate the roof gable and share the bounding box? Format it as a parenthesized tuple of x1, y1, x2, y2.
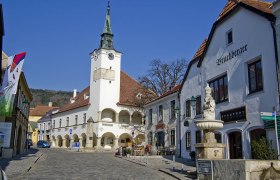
(197, 0, 274, 67)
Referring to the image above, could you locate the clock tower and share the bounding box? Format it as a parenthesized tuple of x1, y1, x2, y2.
(89, 1, 122, 121)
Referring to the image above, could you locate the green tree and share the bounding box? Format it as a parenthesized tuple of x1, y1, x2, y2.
(251, 137, 278, 160)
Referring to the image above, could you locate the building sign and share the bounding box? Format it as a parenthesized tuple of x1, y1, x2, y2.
(0, 122, 12, 148)
(216, 44, 248, 66)
(197, 160, 213, 175)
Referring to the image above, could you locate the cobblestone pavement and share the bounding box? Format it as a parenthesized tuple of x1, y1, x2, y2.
(16, 148, 177, 180)
(0, 148, 42, 179)
(121, 155, 197, 180)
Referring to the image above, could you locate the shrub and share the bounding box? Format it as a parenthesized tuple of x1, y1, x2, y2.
(126, 148, 131, 155)
(251, 137, 278, 160)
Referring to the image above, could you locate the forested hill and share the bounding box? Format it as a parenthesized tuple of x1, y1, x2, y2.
(30, 89, 73, 108)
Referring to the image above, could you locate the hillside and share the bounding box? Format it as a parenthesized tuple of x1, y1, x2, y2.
(30, 89, 73, 108)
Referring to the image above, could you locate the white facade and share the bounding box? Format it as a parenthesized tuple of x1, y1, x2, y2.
(144, 88, 179, 154)
(180, 5, 279, 159)
(49, 4, 145, 150)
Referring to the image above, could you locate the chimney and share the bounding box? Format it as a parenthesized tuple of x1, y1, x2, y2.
(48, 102, 52, 107)
(73, 89, 77, 98)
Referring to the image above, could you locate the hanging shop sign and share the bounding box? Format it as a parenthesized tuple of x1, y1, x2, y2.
(216, 44, 247, 66)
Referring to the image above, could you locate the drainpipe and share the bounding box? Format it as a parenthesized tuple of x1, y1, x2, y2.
(271, 20, 280, 105)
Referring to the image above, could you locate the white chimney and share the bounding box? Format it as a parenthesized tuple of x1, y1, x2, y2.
(73, 89, 77, 98)
(48, 102, 52, 107)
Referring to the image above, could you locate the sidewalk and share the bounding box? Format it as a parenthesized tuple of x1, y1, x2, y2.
(118, 155, 197, 180)
(0, 148, 43, 179)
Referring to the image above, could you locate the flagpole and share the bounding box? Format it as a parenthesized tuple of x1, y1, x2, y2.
(273, 106, 280, 160)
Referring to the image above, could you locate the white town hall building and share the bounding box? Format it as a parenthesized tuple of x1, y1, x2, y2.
(49, 3, 146, 150)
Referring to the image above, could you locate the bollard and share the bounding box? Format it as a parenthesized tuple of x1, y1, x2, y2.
(146, 152, 148, 165)
(172, 155, 175, 171)
(140, 151, 142, 162)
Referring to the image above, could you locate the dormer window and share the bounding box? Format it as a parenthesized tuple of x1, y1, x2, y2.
(226, 29, 233, 46)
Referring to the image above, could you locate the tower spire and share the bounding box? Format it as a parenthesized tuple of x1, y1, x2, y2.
(100, 0, 114, 50)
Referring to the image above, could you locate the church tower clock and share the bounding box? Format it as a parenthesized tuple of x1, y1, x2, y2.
(89, 1, 122, 121)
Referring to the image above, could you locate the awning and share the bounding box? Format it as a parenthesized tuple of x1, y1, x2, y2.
(261, 115, 280, 138)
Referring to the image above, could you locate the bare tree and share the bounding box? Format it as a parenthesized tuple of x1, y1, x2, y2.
(138, 59, 187, 96)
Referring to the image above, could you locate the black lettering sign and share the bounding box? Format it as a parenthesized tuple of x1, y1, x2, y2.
(216, 44, 248, 66)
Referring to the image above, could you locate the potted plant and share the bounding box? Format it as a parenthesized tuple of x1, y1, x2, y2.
(189, 151, 196, 161)
(126, 148, 131, 158)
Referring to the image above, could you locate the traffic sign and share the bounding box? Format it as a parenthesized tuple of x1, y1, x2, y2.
(70, 129, 72, 135)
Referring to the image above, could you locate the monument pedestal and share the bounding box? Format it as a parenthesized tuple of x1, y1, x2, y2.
(195, 143, 225, 159)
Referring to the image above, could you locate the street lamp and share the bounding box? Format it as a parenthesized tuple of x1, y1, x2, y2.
(175, 106, 183, 158)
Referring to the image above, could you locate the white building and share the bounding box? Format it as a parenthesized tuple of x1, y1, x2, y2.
(50, 3, 146, 150)
(180, 0, 280, 159)
(144, 85, 180, 155)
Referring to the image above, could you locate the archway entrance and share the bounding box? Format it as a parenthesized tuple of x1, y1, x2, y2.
(72, 134, 79, 142)
(52, 136, 56, 147)
(228, 131, 242, 159)
(17, 126, 22, 154)
(135, 134, 145, 145)
(119, 133, 132, 147)
(250, 128, 266, 159)
(57, 135, 63, 147)
(81, 133, 87, 148)
(156, 131, 165, 147)
(101, 132, 115, 149)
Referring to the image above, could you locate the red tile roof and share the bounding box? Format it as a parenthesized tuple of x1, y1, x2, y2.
(145, 84, 181, 105)
(192, 39, 208, 61)
(58, 86, 90, 113)
(218, 0, 272, 21)
(29, 105, 58, 116)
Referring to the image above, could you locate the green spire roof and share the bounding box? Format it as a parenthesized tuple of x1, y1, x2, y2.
(100, 1, 114, 50)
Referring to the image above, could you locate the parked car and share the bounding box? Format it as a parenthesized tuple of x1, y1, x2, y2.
(0, 167, 7, 180)
(37, 140, 50, 148)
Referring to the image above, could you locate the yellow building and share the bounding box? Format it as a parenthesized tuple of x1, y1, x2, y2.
(28, 104, 56, 144)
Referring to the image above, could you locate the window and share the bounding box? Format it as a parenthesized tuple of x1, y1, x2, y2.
(186, 132, 191, 150)
(75, 115, 78, 125)
(170, 129, 175, 146)
(248, 60, 263, 93)
(186, 100, 191, 117)
(83, 113, 87, 124)
(39, 124, 41, 130)
(53, 120, 55, 128)
(149, 109, 153, 125)
(43, 123, 45, 130)
(209, 74, 228, 103)
(196, 130, 202, 143)
(196, 96, 202, 115)
(66, 117, 69, 126)
(148, 132, 153, 145)
(158, 105, 163, 121)
(170, 100, 176, 119)
(215, 133, 222, 143)
(220, 106, 246, 123)
(59, 119, 62, 128)
(227, 29, 233, 45)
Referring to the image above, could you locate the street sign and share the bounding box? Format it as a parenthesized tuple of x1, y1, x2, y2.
(70, 129, 72, 135)
(197, 160, 213, 175)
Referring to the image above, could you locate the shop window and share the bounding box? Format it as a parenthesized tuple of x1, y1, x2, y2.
(171, 100, 176, 119)
(209, 74, 228, 103)
(186, 100, 191, 117)
(196, 130, 202, 143)
(248, 59, 263, 93)
(158, 105, 163, 121)
(227, 29, 233, 45)
(171, 129, 175, 146)
(149, 109, 153, 125)
(186, 131, 191, 150)
(196, 96, 202, 115)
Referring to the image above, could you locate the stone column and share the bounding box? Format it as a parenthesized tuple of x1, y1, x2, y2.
(86, 137, 93, 148)
(129, 115, 132, 124)
(62, 139, 66, 148)
(79, 138, 83, 148)
(96, 137, 102, 150)
(115, 113, 119, 123)
(114, 138, 119, 149)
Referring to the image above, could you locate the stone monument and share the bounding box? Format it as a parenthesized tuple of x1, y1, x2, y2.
(194, 84, 225, 159)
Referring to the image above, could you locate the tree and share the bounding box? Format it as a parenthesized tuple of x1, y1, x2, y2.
(138, 59, 187, 96)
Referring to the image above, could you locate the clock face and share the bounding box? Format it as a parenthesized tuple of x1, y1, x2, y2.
(108, 53, 114, 60)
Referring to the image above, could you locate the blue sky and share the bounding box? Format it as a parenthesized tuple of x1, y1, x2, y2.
(3, 0, 234, 91)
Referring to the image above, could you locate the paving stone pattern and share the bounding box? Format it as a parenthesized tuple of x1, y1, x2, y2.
(17, 148, 176, 180)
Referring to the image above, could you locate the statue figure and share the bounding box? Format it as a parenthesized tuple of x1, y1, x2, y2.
(203, 84, 216, 120)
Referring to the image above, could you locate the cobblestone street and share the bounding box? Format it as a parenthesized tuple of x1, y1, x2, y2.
(7, 148, 178, 180)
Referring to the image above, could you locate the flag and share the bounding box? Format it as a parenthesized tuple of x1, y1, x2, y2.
(0, 52, 26, 117)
